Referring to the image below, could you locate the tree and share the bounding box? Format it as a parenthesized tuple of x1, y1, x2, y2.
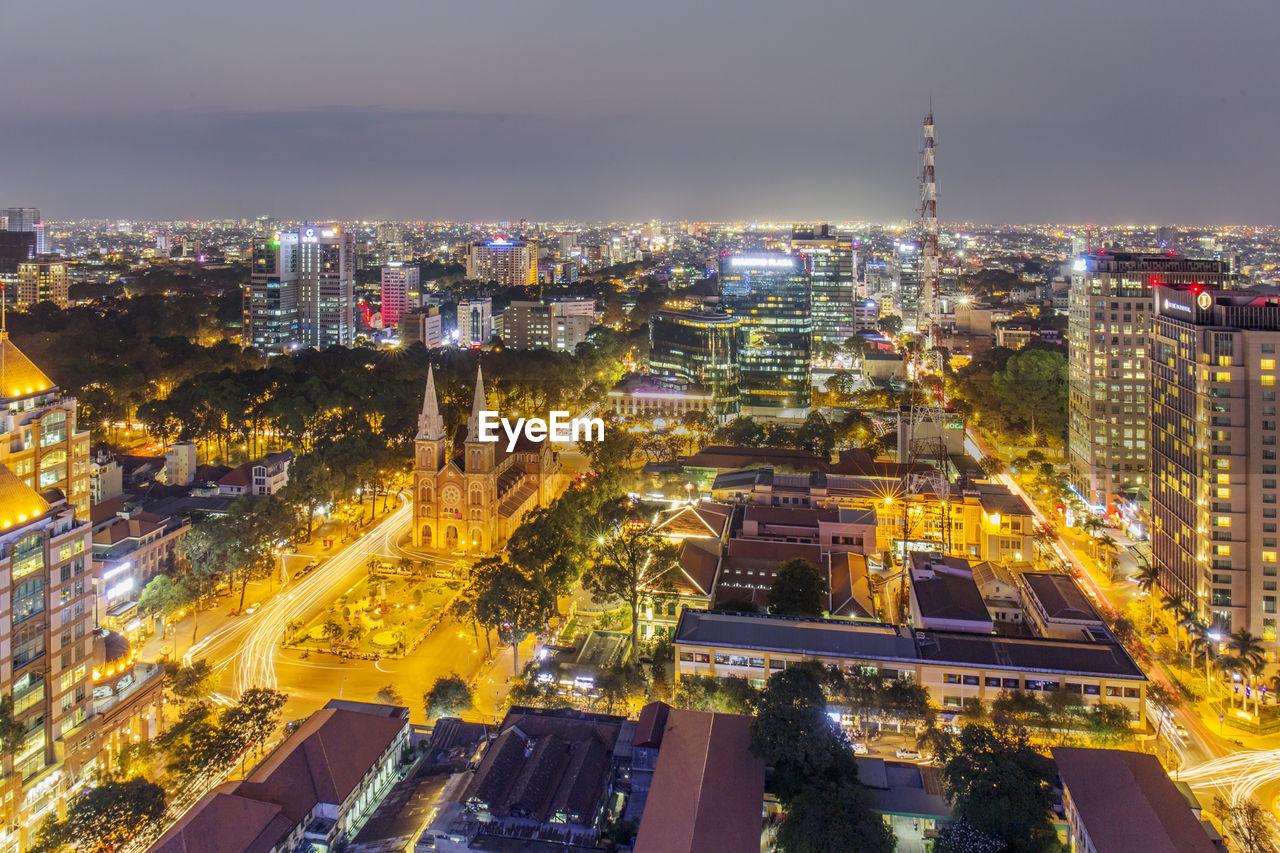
(768, 558, 828, 618)
(376, 684, 404, 706)
(221, 688, 287, 760)
(137, 575, 183, 634)
(1134, 561, 1161, 626)
(424, 675, 473, 719)
(750, 662, 893, 852)
(775, 776, 894, 853)
(33, 776, 167, 853)
(934, 820, 1005, 853)
(794, 411, 836, 458)
(1095, 532, 1119, 581)
(937, 724, 1058, 853)
(990, 347, 1068, 444)
(280, 451, 334, 541)
(470, 556, 557, 675)
(582, 521, 678, 660)
(164, 659, 217, 704)
(1213, 795, 1280, 853)
(877, 315, 903, 336)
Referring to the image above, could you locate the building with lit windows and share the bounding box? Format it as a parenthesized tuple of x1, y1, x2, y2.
(0, 468, 97, 852)
(16, 257, 68, 308)
(504, 298, 595, 351)
(379, 261, 418, 330)
(245, 226, 356, 350)
(245, 230, 300, 350)
(466, 237, 537, 287)
(1151, 284, 1280, 651)
(0, 333, 91, 519)
(1, 209, 46, 255)
(791, 225, 856, 347)
(648, 305, 740, 421)
(1068, 252, 1235, 511)
(411, 366, 562, 554)
(719, 254, 811, 419)
(457, 297, 493, 347)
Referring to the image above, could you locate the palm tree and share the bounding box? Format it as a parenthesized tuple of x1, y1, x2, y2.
(1228, 629, 1267, 714)
(1188, 622, 1218, 693)
(1095, 532, 1120, 582)
(1134, 562, 1162, 626)
(1161, 593, 1193, 652)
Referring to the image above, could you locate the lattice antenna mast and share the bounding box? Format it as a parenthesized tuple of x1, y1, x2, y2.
(919, 104, 940, 344)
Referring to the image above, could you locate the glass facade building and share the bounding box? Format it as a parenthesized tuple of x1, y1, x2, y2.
(791, 226, 856, 347)
(649, 307, 740, 420)
(719, 254, 811, 418)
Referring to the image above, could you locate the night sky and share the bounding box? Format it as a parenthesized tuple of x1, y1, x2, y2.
(2, 0, 1275, 224)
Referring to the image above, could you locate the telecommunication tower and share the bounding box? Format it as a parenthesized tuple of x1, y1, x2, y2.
(919, 105, 940, 344)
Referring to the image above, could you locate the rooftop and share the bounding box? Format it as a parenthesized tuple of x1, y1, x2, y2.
(908, 553, 992, 627)
(0, 334, 55, 402)
(1021, 572, 1101, 623)
(633, 706, 764, 853)
(0, 463, 50, 530)
(674, 611, 1146, 680)
(1052, 747, 1219, 853)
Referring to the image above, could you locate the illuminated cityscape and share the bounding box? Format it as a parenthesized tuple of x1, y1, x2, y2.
(2, 3, 1280, 853)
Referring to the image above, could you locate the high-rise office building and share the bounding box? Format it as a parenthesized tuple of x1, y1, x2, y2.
(648, 305, 740, 420)
(2, 209, 47, 255)
(466, 238, 537, 287)
(1068, 252, 1236, 511)
(1151, 285, 1280, 649)
(504, 299, 594, 351)
(245, 231, 300, 351)
(791, 225, 856, 348)
(244, 226, 355, 350)
(893, 241, 921, 327)
(297, 225, 356, 349)
(719, 253, 811, 418)
(457, 298, 493, 347)
(16, 257, 69, 308)
(380, 261, 418, 330)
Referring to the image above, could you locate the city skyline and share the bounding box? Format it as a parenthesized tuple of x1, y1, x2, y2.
(3, 1, 1278, 224)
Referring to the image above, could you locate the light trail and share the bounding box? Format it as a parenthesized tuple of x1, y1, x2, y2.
(234, 496, 413, 693)
(1179, 749, 1280, 807)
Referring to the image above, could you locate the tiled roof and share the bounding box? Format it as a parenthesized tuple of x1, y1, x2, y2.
(1052, 747, 1218, 853)
(0, 463, 49, 530)
(633, 709, 764, 853)
(0, 335, 55, 401)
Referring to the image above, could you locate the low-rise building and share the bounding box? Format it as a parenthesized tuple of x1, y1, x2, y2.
(150, 703, 410, 853)
(1052, 747, 1221, 853)
(462, 706, 631, 848)
(1019, 572, 1108, 641)
(907, 553, 993, 634)
(673, 610, 1147, 724)
(632, 703, 765, 853)
(90, 501, 189, 638)
(216, 450, 294, 497)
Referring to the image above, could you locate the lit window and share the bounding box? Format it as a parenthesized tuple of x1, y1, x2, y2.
(1265, 551, 1278, 563)
(1264, 360, 1276, 370)
(1266, 376, 1277, 387)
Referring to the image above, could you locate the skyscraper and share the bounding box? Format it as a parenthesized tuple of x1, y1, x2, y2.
(1151, 285, 1280, 650)
(791, 225, 856, 349)
(2, 209, 47, 255)
(648, 305, 740, 420)
(1068, 252, 1236, 511)
(380, 261, 418, 330)
(719, 253, 811, 419)
(466, 238, 537, 287)
(245, 230, 300, 351)
(296, 225, 356, 349)
(245, 226, 356, 350)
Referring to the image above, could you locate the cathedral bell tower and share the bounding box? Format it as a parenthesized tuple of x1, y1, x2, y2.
(412, 366, 447, 548)
(464, 365, 495, 474)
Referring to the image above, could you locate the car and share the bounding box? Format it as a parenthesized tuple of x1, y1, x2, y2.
(244, 602, 261, 616)
(434, 569, 453, 579)
(851, 741, 869, 755)
(895, 748, 923, 760)
(1175, 723, 1189, 738)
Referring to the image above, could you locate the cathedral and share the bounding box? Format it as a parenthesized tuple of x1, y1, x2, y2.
(412, 365, 563, 554)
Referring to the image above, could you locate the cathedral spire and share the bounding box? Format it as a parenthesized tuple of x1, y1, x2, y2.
(417, 365, 445, 442)
(466, 364, 487, 442)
